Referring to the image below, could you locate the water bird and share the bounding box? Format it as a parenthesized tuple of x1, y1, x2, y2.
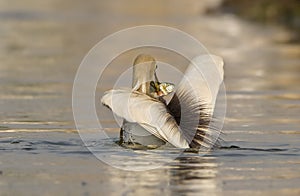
(101, 54, 224, 149)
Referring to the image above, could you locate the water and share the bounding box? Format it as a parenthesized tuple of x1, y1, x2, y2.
(1, 0, 300, 195)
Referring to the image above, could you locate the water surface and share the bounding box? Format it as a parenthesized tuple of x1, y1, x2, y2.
(0, 0, 300, 195)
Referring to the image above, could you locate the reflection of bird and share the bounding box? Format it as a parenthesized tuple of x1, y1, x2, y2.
(101, 54, 224, 149)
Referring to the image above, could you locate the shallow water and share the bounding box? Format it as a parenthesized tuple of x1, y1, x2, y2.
(1, 0, 300, 195)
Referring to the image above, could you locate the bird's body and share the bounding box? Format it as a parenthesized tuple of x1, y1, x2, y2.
(101, 54, 224, 149)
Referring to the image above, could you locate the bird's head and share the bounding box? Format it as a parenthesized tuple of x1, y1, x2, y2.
(149, 81, 175, 98)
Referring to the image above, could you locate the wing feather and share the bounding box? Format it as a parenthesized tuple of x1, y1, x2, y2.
(167, 54, 224, 149)
(101, 89, 189, 148)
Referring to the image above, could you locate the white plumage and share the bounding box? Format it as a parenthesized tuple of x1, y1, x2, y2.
(101, 54, 224, 149)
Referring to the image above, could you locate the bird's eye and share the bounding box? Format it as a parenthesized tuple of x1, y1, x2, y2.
(150, 81, 155, 87)
(149, 81, 157, 93)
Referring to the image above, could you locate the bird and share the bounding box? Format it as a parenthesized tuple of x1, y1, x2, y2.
(101, 54, 224, 149)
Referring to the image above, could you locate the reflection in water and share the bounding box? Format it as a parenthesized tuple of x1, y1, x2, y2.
(169, 155, 219, 195)
(104, 152, 219, 195)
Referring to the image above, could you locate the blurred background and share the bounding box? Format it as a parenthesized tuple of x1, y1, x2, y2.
(1, 0, 299, 124)
(218, 0, 300, 42)
(0, 0, 300, 195)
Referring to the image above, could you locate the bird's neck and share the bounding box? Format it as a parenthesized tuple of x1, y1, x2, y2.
(132, 62, 156, 95)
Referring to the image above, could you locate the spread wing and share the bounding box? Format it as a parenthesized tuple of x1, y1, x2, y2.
(167, 54, 224, 149)
(101, 89, 189, 148)
(101, 54, 224, 149)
